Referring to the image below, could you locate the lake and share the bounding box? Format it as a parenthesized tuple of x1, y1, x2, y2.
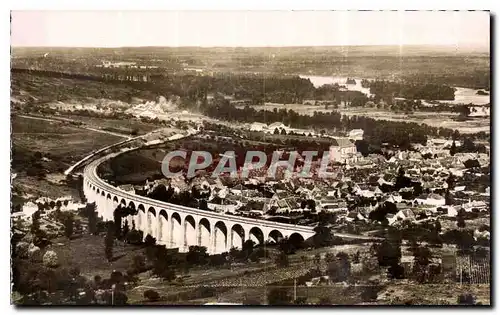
(300, 75, 490, 105)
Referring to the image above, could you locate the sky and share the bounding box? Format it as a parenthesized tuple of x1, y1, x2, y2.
(10, 10, 490, 48)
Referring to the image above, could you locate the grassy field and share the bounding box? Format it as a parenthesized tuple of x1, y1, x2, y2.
(11, 115, 123, 199)
(378, 283, 490, 305)
(12, 115, 123, 165)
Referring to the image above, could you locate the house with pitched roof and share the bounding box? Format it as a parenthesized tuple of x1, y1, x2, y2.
(329, 138, 358, 163)
(414, 193, 446, 207)
(388, 209, 416, 225)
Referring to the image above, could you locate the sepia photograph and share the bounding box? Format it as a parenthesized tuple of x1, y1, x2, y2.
(9, 9, 491, 306)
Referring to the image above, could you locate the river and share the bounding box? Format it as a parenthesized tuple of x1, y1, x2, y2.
(300, 75, 490, 105)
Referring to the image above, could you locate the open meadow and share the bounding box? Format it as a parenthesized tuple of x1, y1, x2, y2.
(11, 115, 123, 199)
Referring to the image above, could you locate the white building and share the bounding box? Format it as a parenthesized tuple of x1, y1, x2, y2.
(249, 122, 268, 132)
(329, 138, 357, 163)
(468, 105, 490, 117)
(268, 122, 287, 131)
(414, 193, 446, 207)
(348, 129, 364, 141)
(388, 209, 416, 225)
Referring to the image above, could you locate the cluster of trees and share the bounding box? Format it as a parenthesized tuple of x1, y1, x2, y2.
(13, 68, 318, 105)
(267, 250, 355, 305)
(403, 71, 490, 91)
(372, 228, 440, 283)
(450, 138, 488, 156)
(12, 204, 130, 305)
(313, 84, 369, 106)
(200, 99, 475, 148)
(144, 186, 211, 211)
(12, 263, 129, 305)
(369, 80, 456, 101)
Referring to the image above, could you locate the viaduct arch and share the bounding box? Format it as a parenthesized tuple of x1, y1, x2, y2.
(83, 155, 315, 255)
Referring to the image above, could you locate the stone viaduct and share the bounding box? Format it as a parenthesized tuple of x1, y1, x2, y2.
(83, 156, 316, 255)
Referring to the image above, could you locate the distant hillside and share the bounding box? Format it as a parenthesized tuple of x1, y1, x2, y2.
(11, 45, 490, 89)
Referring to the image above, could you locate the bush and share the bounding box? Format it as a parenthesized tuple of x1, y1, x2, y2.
(96, 221, 109, 234)
(126, 230, 144, 245)
(33, 230, 51, 249)
(16, 241, 30, 258)
(144, 289, 160, 302)
(361, 283, 383, 302)
(28, 243, 41, 262)
(131, 254, 147, 274)
(144, 234, 156, 247)
(63, 216, 74, 239)
(125, 269, 139, 285)
(42, 250, 59, 268)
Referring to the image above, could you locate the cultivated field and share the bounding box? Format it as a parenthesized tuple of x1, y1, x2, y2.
(11, 115, 123, 199)
(12, 115, 123, 162)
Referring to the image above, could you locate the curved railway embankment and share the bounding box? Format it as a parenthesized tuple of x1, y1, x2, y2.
(82, 131, 381, 254)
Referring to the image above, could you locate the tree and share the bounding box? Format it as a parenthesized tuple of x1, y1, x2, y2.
(412, 245, 432, 283)
(457, 209, 466, 229)
(450, 140, 457, 156)
(353, 251, 361, 264)
(122, 220, 130, 239)
(42, 250, 59, 268)
(464, 159, 481, 169)
(312, 225, 334, 248)
(446, 174, 456, 190)
(144, 234, 156, 247)
(86, 203, 98, 235)
(313, 253, 321, 268)
(104, 225, 114, 262)
(375, 239, 401, 267)
(327, 259, 339, 281)
(324, 252, 336, 264)
(274, 128, 280, 135)
(445, 189, 453, 206)
(242, 240, 255, 260)
(150, 246, 177, 281)
(461, 138, 477, 153)
(199, 199, 209, 211)
(275, 251, 289, 268)
(435, 220, 442, 233)
(63, 214, 74, 239)
(126, 229, 144, 245)
(113, 207, 123, 238)
(307, 199, 316, 212)
(387, 263, 405, 279)
(30, 211, 41, 235)
(186, 246, 208, 265)
(336, 252, 351, 282)
(131, 254, 147, 274)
